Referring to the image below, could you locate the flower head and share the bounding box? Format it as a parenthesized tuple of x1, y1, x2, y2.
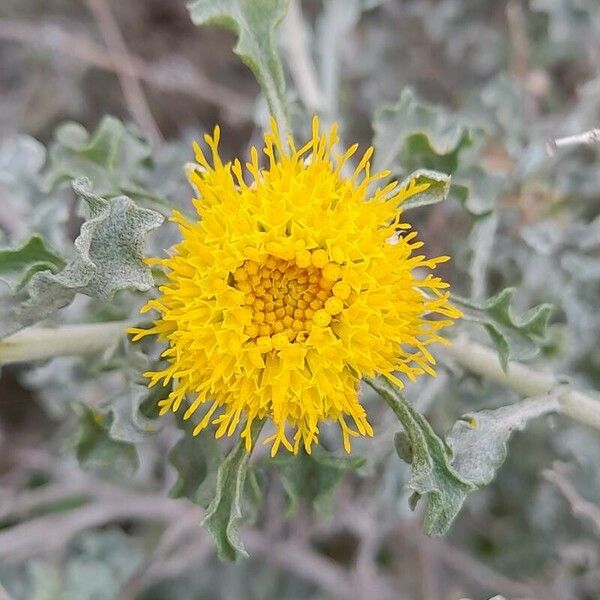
(130, 117, 460, 455)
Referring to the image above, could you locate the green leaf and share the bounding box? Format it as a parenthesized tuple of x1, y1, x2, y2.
(398, 169, 451, 211)
(373, 88, 472, 176)
(24, 530, 144, 600)
(447, 395, 559, 486)
(0, 235, 64, 291)
(369, 379, 560, 537)
(71, 404, 138, 477)
(452, 165, 505, 216)
(169, 414, 222, 507)
(202, 420, 264, 560)
(100, 340, 163, 444)
(187, 0, 290, 134)
(0, 136, 71, 252)
(27, 562, 63, 600)
(108, 383, 162, 444)
(273, 446, 365, 515)
(62, 531, 143, 600)
(42, 116, 152, 199)
(452, 288, 554, 370)
(0, 178, 163, 338)
(366, 377, 475, 535)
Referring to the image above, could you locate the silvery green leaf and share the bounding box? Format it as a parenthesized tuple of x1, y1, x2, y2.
(398, 169, 451, 211)
(61, 531, 143, 600)
(187, 0, 290, 132)
(273, 446, 365, 515)
(367, 377, 475, 536)
(373, 88, 472, 176)
(521, 220, 567, 256)
(27, 562, 62, 600)
(532, 0, 597, 48)
(448, 395, 560, 486)
(0, 135, 46, 203)
(203, 420, 263, 560)
(24, 531, 143, 600)
(0, 136, 70, 250)
(452, 288, 554, 371)
(0, 235, 64, 291)
(0, 179, 163, 338)
(108, 383, 161, 444)
(452, 165, 505, 216)
(561, 253, 600, 281)
(577, 214, 600, 251)
(42, 116, 152, 199)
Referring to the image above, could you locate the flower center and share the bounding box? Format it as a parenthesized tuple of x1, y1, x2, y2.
(233, 250, 351, 348)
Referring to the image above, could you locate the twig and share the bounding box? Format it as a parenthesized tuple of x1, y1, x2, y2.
(327, 500, 533, 598)
(444, 336, 600, 431)
(0, 496, 180, 561)
(416, 534, 440, 600)
(281, 0, 324, 113)
(547, 128, 600, 155)
(0, 482, 88, 522)
(118, 509, 211, 600)
(544, 464, 600, 534)
(427, 534, 535, 597)
(316, 0, 361, 120)
(0, 449, 381, 598)
(0, 19, 251, 122)
(245, 533, 357, 599)
(506, 1, 530, 80)
(84, 0, 162, 144)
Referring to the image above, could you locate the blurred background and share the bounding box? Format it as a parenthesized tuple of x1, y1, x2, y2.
(1, 1, 599, 599)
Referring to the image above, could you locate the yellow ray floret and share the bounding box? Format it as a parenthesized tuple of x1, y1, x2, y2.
(129, 117, 461, 456)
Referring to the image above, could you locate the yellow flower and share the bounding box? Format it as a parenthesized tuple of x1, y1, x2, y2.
(129, 117, 460, 456)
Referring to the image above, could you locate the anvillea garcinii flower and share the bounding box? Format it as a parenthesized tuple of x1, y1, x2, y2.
(129, 117, 461, 455)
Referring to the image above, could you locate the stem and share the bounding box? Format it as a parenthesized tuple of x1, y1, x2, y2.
(547, 127, 600, 155)
(0, 321, 128, 366)
(4, 321, 599, 435)
(281, 0, 324, 114)
(444, 336, 600, 431)
(85, 0, 162, 145)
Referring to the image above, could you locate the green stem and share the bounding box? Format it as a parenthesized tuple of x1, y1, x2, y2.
(0, 321, 128, 366)
(268, 88, 291, 143)
(4, 321, 599, 435)
(444, 336, 600, 431)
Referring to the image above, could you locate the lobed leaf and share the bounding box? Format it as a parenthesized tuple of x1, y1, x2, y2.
(0, 135, 70, 251)
(452, 165, 505, 216)
(202, 420, 264, 560)
(452, 288, 554, 371)
(366, 377, 475, 535)
(397, 169, 452, 211)
(448, 395, 559, 486)
(187, 0, 290, 133)
(23, 530, 143, 600)
(108, 383, 162, 445)
(43, 116, 152, 199)
(0, 179, 163, 338)
(369, 378, 559, 536)
(373, 88, 472, 176)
